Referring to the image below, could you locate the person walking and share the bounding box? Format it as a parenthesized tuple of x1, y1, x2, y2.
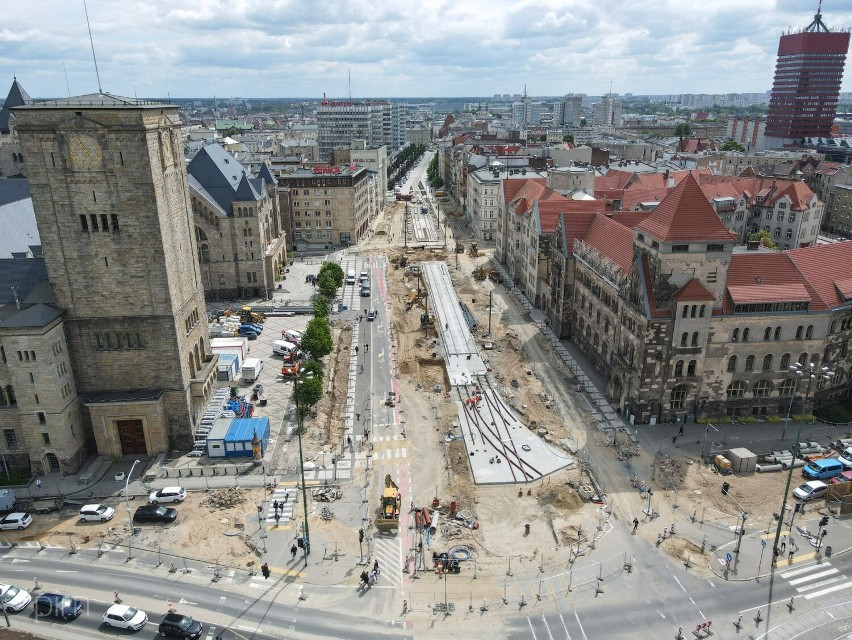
(284, 490, 289, 503)
(678, 425, 684, 437)
(273, 500, 280, 515)
(291, 543, 298, 560)
(347, 435, 352, 450)
(672, 435, 678, 445)
(633, 517, 639, 533)
(274, 511, 281, 527)
(780, 535, 787, 554)
(35, 478, 41, 491)
(373, 559, 380, 574)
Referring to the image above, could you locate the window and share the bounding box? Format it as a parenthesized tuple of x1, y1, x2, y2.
(699, 305, 705, 318)
(691, 332, 699, 347)
(753, 380, 772, 397)
(762, 354, 773, 371)
(37, 411, 45, 425)
(681, 332, 688, 347)
(41, 433, 50, 445)
(774, 327, 781, 341)
(3, 429, 17, 449)
(682, 306, 688, 318)
(672, 245, 689, 253)
(799, 352, 808, 366)
(707, 244, 724, 252)
(779, 378, 796, 397)
(788, 212, 796, 223)
(764, 327, 771, 341)
(796, 326, 803, 340)
(774, 227, 781, 239)
(732, 328, 740, 342)
(80, 215, 88, 231)
(727, 355, 737, 372)
(745, 354, 755, 371)
(743, 328, 750, 341)
(675, 360, 684, 376)
(786, 228, 793, 240)
(806, 325, 814, 339)
(687, 360, 697, 376)
(690, 305, 697, 318)
(727, 381, 746, 399)
(780, 353, 790, 370)
(671, 384, 689, 410)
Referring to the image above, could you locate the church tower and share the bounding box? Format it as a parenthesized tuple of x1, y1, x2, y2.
(13, 94, 216, 455)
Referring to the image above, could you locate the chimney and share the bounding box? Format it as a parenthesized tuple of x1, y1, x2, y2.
(10, 286, 20, 310)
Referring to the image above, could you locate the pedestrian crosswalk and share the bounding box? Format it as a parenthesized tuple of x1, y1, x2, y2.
(266, 488, 296, 526)
(370, 535, 402, 588)
(371, 447, 408, 462)
(780, 562, 852, 600)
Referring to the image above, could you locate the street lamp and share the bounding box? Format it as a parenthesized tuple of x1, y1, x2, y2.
(125, 459, 140, 560)
(772, 362, 833, 558)
(293, 383, 311, 567)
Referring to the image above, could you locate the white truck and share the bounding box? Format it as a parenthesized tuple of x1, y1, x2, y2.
(242, 358, 264, 382)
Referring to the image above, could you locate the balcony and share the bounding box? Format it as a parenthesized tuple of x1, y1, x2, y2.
(191, 353, 219, 398)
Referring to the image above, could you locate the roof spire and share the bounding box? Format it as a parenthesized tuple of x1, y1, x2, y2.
(804, 0, 830, 32)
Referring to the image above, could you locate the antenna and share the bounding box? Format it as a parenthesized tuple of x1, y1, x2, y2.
(62, 62, 71, 97)
(83, 0, 102, 92)
(348, 68, 351, 100)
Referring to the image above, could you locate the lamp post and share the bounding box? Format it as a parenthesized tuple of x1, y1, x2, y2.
(772, 362, 833, 559)
(294, 384, 311, 567)
(124, 459, 140, 560)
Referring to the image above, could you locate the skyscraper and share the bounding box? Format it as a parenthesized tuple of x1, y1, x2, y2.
(765, 3, 850, 147)
(316, 99, 403, 161)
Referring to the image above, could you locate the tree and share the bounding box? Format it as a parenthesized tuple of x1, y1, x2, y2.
(316, 271, 339, 299)
(300, 317, 333, 359)
(721, 140, 746, 152)
(674, 122, 693, 138)
(318, 262, 343, 289)
(312, 296, 329, 318)
(748, 230, 778, 250)
(563, 134, 575, 144)
(294, 376, 322, 417)
(300, 358, 324, 379)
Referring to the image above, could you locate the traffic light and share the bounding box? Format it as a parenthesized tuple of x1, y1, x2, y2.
(820, 516, 830, 527)
(359, 528, 364, 543)
(261, 562, 270, 579)
(722, 482, 729, 496)
(297, 537, 305, 548)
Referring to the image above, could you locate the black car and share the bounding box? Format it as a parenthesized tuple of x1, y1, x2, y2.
(34, 592, 83, 620)
(158, 612, 203, 638)
(133, 505, 177, 524)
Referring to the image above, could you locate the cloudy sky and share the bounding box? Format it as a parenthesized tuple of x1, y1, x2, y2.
(2, 0, 851, 100)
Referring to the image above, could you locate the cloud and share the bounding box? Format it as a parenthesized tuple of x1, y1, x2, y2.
(1, 0, 850, 98)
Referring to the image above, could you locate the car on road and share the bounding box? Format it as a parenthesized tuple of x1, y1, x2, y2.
(367, 308, 377, 321)
(149, 486, 186, 504)
(133, 505, 177, 524)
(34, 592, 82, 619)
(103, 603, 148, 631)
(0, 584, 32, 611)
(158, 612, 203, 638)
(838, 447, 852, 469)
(0, 512, 31, 530)
(360, 284, 371, 297)
(359, 271, 369, 283)
(793, 480, 828, 501)
(79, 503, 115, 522)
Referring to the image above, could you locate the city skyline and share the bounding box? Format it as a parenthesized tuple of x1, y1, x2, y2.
(1, 0, 852, 101)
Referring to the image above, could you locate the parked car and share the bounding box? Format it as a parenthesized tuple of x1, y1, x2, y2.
(133, 505, 177, 524)
(239, 323, 263, 334)
(34, 593, 82, 620)
(802, 458, 843, 480)
(0, 584, 31, 612)
(360, 285, 371, 297)
(158, 612, 203, 638)
(793, 480, 829, 501)
(0, 512, 31, 530)
(79, 504, 115, 522)
(103, 603, 147, 631)
(367, 308, 378, 321)
(838, 447, 852, 470)
(149, 486, 186, 504)
(237, 327, 258, 340)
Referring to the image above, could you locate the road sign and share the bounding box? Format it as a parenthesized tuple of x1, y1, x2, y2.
(761, 539, 766, 548)
(726, 552, 733, 562)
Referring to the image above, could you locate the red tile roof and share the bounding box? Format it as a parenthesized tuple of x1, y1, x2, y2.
(503, 178, 548, 205)
(674, 279, 716, 302)
(727, 283, 811, 304)
(766, 181, 816, 210)
(787, 241, 852, 310)
(581, 214, 636, 274)
(723, 252, 819, 313)
(536, 200, 607, 233)
(608, 211, 652, 229)
(635, 173, 737, 243)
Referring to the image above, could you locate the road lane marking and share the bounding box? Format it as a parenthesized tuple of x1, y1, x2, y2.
(796, 576, 844, 592)
(781, 562, 824, 578)
(573, 611, 588, 640)
(526, 617, 538, 640)
(673, 576, 687, 593)
(788, 568, 838, 585)
(804, 581, 852, 600)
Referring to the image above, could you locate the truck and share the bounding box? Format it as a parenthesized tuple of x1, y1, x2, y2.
(376, 474, 401, 533)
(242, 358, 264, 382)
(395, 193, 413, 202)
(435, 190, 446, 198)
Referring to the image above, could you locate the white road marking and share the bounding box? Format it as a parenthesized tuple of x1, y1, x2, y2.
(526, 617, 538, 640)
(657, 610, 666, 618)
(803, 581, 852, 600)
(780, 563, 825, 578)
(574, 611, 588, 640)
(541, 613, 555, 640)
(673, 576, 687, 593)
(796, 576, 844, 592)
(789, 568, 838, 585)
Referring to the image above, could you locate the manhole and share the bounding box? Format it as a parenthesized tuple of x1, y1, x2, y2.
(712, 441, 724, 448)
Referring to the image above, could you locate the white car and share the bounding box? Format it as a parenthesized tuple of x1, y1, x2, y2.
(79, 504, 115, 522)
(103, 603, 147, 631)
(793, 480, 828, 501)
(149, 486, 186, 504)
(0, 512, 31, 530)
(838, 447, 852, 470)
(0, 584, 31, 611)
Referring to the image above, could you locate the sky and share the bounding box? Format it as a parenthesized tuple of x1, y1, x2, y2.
(2, 0, 852, 100)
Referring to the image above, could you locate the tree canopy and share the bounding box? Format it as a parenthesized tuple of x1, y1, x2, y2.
(674, 123, 693, 137)
(300, 317, 333, 359)
(720, 140, 746, 152)
(312, 296, 329, 318)
(749, 230, 778, 250)
(563, 134, 575, 144)
(294, 376, 323, 414)
(318, 262, 343, 288)
(427, 153, 444, 188)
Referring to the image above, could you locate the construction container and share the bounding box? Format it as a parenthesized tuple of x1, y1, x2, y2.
(713, 455, 732, 475)
(727, 448, 757, 474)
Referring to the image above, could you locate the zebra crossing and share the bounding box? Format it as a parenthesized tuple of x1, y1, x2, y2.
(369, 535, 403, 588)
(780, 561, 852, 600)
(265, 488, 296, 526)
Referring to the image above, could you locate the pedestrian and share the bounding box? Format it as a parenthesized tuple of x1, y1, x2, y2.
(672, 435, 677, 445)
(355, 346, 359, 355)
(291, 543, 297, 560)
(364, 428, 369, 440)
(773, 546, 780, 564)
(789, 547, 795, 561)
(780, 535, 787, 554)
(274, 511, 281, 526)
(273, 500, 279, 514)
(284, 490, 289, 503)
(359, 363, 364, 374)
(35, 478, 41, 491)
(366, 344, 369, 352)
(347, 435, 352, 449)
(632, 517, 639, 532)
(373, 559, 380, 574)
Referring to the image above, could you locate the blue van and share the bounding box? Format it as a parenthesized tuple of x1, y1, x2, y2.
(802, 458, 843, 480)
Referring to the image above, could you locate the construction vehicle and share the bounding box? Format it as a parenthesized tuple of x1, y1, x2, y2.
(420, 312, 434, 327)
(225, 306, 266, 324)
(468, 241, 478, 258)
(377, 474, 401, 533)
(281, 361, 301, 378)
(472, 266, 487, 281)
(405, 289, 427, 311)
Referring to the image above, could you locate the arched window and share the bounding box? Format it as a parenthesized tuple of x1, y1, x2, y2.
(681, 333, 688, 347)
(198, 243, 210, 263)
(690, 305, 697, 318)
(762, 354, 773, 371)
(671, 384, 689, 410)
(743, 328, 750, 341)
(764, 327, 771, 341)
(691, 332, 699, 347)
(682, 306, 688, 318)
(780, 353, 790, 370)
(687, 360, 697, 376)
(727, 355, 737, 372)
(753, 380, 772, 397)
(806, 325, 814, 339)
(774, 327, 782, 341)
(188, 352, 196, 378)
(699, 305, 705, 318)
(779, 379, 796, 397)
(799, 352, 808, 366)
(732, 328, 740, 342)
(727, 381, 746, 399)
(674, 360, 684, 376)
(745, 355, 755, 371)
(195, 227, 208, 242)
(796, 326, 803, 340)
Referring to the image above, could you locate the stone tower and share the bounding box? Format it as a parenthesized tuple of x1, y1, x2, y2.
(13, 94, 216, 455)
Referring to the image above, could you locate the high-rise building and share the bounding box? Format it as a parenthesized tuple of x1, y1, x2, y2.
(554, 94, 583, 128)
(511, 96, 542, 129)
(765, 4, 850, 147)
(316, 99, 403, 161)
(594, 95, 623, 128)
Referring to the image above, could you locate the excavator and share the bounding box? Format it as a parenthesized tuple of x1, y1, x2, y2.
(226, 305, 266, 324)
(376, 474, 401, 533)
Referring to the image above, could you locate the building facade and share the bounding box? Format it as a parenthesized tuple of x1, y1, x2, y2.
(316, 100, 403, 160)
(553, 95, 583, 128)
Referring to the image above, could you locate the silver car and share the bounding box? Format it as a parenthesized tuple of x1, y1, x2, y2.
(793, 480, 828, 501)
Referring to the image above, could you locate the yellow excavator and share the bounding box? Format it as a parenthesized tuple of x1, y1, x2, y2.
(377, 474, 401, 532)
(225, 305, 266, 324)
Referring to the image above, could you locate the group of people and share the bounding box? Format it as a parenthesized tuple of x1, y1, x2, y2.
(359, 560, 381, 588)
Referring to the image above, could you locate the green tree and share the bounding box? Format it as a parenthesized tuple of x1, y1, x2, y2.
(563, 134, 575, 144)
(318, 262, 344, 289)
(300, 358, 324, 379)
(721, 140, 746, 152)
(427, 154, 444, 188)
(294, 376, 323, 417)
(300, 317, 333, 359)
(316, 271, 339, 299)
(674, 122, 693, 137)
(312, 296, 329, 318)
(748, 230, 778, 250)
